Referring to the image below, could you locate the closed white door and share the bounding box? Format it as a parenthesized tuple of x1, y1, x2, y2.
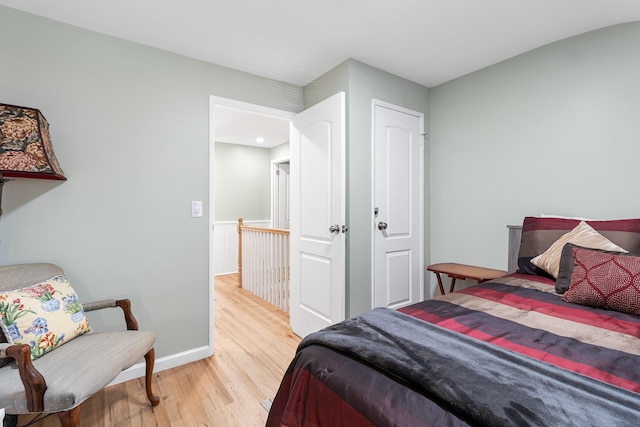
(290, 92, 346, 338)
(373, 102, 423, 309)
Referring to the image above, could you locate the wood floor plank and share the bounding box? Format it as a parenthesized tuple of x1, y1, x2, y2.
(16, 273, 300, 426)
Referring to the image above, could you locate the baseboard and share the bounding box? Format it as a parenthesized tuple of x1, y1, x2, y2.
(214, 269, 238, 276)
(108, 345, 212, 386)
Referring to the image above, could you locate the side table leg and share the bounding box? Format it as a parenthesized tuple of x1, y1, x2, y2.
(435, 272, 445, 295)
(449, 278, 457, 293)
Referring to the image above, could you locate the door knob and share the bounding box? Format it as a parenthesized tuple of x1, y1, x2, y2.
(329, 224, 340, 234)
(378, 222, 388, 231)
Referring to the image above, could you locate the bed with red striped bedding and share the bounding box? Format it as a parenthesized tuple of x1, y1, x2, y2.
(268, 273, 640, 426)
(400, 273, 640, 395)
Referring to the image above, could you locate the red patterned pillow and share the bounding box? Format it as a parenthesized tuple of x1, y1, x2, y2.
(562, 247, 640, 316)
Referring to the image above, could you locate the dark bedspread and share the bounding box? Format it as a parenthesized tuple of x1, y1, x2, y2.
(267, 275, 640, 426)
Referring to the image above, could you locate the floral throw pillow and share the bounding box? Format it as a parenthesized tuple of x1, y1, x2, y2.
(0, 275, 91, 360)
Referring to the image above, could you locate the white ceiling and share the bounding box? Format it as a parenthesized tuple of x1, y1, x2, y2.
(3, 0, 640, 146)
(215, 106, 290, 148)
(2, 0, 640, 88)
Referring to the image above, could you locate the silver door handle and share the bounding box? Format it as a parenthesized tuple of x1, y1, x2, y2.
(378, 222, 388, 231)
(329, 224, 340, 234)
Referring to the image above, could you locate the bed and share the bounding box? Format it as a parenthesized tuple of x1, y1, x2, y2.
(266, 216, 640, 426)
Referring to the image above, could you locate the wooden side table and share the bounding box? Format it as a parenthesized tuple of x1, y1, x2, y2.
(427, 263, 507, 295)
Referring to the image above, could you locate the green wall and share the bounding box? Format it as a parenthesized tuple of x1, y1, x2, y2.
(270, 142, 290, 161)
(305, 59, 430, 317)
(0, 6, 302, 359)
(429, 22, 640, 286)
(214, 142, 272, 221)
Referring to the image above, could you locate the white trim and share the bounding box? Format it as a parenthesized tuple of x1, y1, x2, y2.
(108, 346, 211, 386)
(208, 96, 216, 358)
(210, 97, 296, 121)
(372, 99, 424, 118)
(271, 156, 291, 164)
(215, 219, 271, 225)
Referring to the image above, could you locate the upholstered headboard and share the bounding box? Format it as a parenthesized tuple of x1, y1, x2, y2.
(507, 217, 640, 276)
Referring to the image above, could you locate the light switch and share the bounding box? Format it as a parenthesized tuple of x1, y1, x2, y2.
(191, 201, 203, 218)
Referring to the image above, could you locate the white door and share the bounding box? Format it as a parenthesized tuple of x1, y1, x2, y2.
(290, 92, 346, 338)
(273, 161, 290, 229)
(373, 101, 423, 309)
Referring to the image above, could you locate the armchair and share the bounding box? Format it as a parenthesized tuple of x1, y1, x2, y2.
(0, 263, 159, 427)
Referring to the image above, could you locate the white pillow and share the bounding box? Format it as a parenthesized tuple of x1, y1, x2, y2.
(530, 221, 627, 278)
(539, 214, 593, 220)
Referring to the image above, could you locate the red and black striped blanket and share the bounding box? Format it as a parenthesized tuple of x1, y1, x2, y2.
(401, 273, 640, 395)
(268, 274, 640, 426)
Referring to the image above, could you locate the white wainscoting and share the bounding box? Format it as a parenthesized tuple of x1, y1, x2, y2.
(213, 220, 271, 275)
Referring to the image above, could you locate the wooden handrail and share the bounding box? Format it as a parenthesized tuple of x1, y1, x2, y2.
(237, 217, 290, 235)
(242, 226, 290, 235)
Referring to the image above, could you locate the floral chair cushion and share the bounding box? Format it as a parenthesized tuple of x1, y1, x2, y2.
(0, 275, 91, 360)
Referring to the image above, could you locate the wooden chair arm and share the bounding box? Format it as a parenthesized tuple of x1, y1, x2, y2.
(82, 298, 139, 331)
(116, 299, 139, 331)
(5, 344, 47, 412)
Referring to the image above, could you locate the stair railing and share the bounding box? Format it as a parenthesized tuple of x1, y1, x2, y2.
(237, 217, 290, 312)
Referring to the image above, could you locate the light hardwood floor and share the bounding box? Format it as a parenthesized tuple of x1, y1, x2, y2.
(18, 273, 301, 427)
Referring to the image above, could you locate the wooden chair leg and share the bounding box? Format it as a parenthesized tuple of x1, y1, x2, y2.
(56, 407, 81, 427)
(145, 348, 160, 406)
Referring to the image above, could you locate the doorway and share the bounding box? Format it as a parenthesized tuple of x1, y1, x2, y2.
(272, 160, 290, 230)
(210, 92, 346, 343)
(209, 96, 294, 352)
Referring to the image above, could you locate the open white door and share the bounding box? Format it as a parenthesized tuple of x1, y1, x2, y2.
(290, 92, 346, 338)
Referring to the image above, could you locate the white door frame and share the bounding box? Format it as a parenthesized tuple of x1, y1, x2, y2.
(370, 99, 425, 309)
(271, 157, 290, 229)
(208, 96, 295, 354)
